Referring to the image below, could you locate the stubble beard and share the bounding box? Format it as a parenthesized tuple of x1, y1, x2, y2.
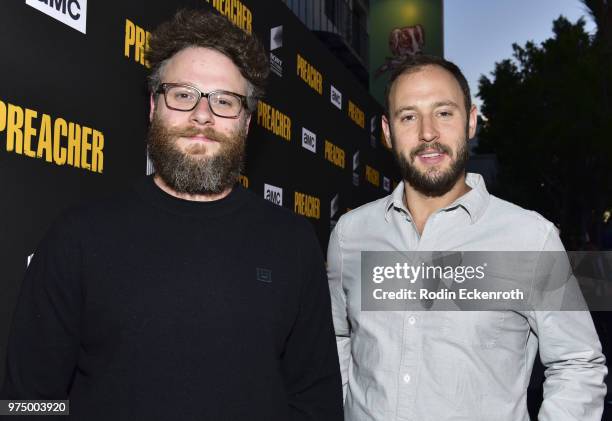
(147, 113, 247, 195)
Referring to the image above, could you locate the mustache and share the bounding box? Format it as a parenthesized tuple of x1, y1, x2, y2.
(167, 126, 226, 142)
(410, 142, 452, 160)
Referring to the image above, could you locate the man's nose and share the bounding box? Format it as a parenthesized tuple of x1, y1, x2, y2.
(189, 97, 215, 126)
(419, 115, 439, 143)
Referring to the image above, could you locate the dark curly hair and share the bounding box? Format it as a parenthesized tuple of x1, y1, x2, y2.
(147, 9, 269, 113)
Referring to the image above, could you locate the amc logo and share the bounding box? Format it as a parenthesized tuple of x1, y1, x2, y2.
(264, 183, 283, 206)
(301, 127, 316, 153)
(330, 85, 342, 110)
(26, 0, 87, 33)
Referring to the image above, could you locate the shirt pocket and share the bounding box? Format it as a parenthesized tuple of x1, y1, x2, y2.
(439, 311, 506, 349)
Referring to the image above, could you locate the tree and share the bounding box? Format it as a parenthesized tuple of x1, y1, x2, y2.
(581, 0, 612, 47)
(477, 17, 612, 249)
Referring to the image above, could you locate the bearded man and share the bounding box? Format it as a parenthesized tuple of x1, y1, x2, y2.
(1, 9, 343, 421)
(327, 55, 607, 420)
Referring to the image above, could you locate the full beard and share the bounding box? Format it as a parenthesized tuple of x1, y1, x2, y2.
(393, 133, 469, 197)
(147, 114, 247, 195)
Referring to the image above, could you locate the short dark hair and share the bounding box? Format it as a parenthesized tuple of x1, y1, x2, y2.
(384, 55, 471, 116)
(147, 9, 269, 113)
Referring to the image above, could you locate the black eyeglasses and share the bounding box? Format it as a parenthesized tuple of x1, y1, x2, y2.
(156, 83, 247, 118)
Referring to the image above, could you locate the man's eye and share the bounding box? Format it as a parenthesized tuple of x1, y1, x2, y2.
(438, 111, 453, 117)
(211, 95, 238, 108)
(173, 91, 197, 101)
(400, 115, 416, 122)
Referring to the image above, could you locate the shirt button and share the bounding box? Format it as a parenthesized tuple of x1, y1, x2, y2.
(403, 373, 411, 383)
(408, 316, 416, 325)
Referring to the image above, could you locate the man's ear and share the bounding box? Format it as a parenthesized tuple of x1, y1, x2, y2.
(382, 114, 393, 149)
(245, 113, 251, 136)
(149, 94, 156, 122)
(467, 104, 478, 139)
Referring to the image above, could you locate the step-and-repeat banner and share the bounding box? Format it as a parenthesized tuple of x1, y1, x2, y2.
(0, 0, 399, 382)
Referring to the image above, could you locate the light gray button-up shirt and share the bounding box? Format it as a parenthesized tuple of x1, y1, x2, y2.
(328, 173, 607, 421)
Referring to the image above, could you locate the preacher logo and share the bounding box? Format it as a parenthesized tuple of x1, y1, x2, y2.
(257, 100, 291, 141)
(324, 140, 345, 169)
(207, 0, 253, 34)
(366, 165, 380, 187)
(330, 85, 342, 110)
(383, 176, 391, 192)
(239, 175, 249, 189)
(301, 127, 316, 153)
(264, 183, 283, 206)
(294, 191, 320, 219)
(348, 100, 365, 129)
(26, 0, 87, 33)
(0, 99, 104, 173)
(353, 150, 360, 171)
(297, 53, 323, 95)
(125, 19, 151, 68)
(26, 253, 35, 268)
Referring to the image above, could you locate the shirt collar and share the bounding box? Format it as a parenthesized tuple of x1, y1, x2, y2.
(384, 172, 490, 224)
(384, 181, 410, 222)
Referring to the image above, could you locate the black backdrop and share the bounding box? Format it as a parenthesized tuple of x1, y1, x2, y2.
(0, 0, 398, 384)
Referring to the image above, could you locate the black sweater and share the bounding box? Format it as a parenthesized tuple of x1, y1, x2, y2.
(2, 177, 343, 420)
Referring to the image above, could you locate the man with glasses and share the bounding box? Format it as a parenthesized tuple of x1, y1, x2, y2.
(2, 9, 343, 420)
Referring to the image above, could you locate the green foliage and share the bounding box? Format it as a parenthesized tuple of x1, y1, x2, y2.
(476, 16, 612, 247)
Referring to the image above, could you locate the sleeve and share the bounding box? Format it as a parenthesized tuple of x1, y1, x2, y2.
(531, 226, 608, 421)
(1, 214, 82, 399)
(281, 219, 344, 421)
(327, 221, 351, 401)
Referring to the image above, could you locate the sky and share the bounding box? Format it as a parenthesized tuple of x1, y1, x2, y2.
(444, 0, 596, 111)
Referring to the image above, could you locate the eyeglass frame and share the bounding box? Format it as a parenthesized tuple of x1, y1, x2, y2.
(155, 82, 247, 119)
